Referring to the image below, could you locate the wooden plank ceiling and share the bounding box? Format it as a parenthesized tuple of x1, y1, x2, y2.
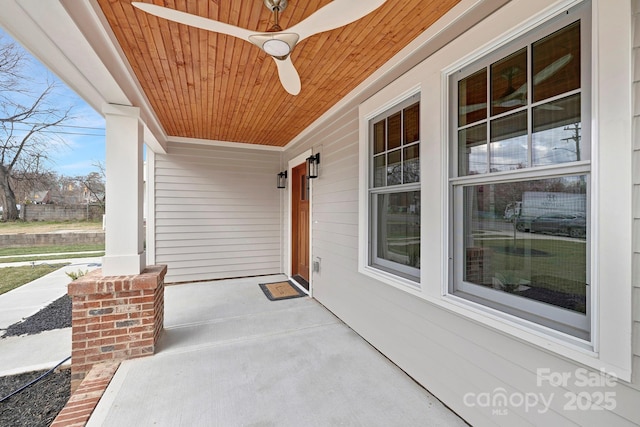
(98, 0, 461, 147)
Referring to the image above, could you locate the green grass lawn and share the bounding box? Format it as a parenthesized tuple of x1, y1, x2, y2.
(0, 264, 69, 296)
(474, 237, 587, 295)
(0, 252, 105, 264)
(0, 220, 105, 263)
(0, 244, 105, 264)
(0, 244, 105, 257)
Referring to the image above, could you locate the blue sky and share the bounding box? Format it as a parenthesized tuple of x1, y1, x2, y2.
(1, 28, 106, 177)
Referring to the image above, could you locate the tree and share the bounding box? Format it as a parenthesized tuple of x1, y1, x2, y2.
(0, 33, 72, 220)
(77, 163, 106, 212)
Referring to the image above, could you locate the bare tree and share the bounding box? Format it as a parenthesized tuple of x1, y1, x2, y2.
(77, 164, 106, 212)
(0, 33, 72, 220)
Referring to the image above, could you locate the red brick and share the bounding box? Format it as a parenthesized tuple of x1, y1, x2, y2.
(72, 341, 87, 350)
(102, 313, 129, 322)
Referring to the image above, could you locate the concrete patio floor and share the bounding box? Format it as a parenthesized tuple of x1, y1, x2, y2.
(88, 275, 467, 426)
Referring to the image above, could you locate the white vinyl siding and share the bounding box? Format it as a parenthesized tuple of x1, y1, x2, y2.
(153, 142, 282, 283)
(632, 0, 640, 386)
(286, 0, 640, 425)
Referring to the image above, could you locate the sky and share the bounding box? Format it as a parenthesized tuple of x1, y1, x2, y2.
(1, 28, 106, 177)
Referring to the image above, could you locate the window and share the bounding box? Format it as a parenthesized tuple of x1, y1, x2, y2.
(449, 7, 591, 341)
(369, 94, 421, 282)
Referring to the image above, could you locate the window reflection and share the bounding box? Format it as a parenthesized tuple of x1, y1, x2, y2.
(387, 149, 402, 185)
(533, 21, 580, 103)
(377, 191, 421, 268)
(458, 69, 487, 126)
(388, 112, 402, 150)
(404, 103, 420, 144)
(459, 123, 487, 176)
(491, 48, 527, 116)
(490, 111, 527, 172)
(403, 145, 420, 184)
(533, 94, 583, 166)
(374, 155, 385, 187)
(374, 120, 385, 154)
(463, 176, 587, 314)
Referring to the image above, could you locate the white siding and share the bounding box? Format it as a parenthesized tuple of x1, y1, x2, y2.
(283, 0, 640, 425)
(632, 0, 640, 388)
(154, 142, 282, 283)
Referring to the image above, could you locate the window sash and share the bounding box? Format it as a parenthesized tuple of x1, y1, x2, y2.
(370, 186, 421, 281)
(368, 94, 421, 280)
(449, 6, 591, 342)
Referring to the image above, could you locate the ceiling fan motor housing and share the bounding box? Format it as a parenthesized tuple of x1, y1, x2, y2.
(264, 0, 288, 13)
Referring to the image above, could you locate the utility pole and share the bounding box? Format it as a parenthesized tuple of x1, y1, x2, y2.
(562, 123, 581, 161)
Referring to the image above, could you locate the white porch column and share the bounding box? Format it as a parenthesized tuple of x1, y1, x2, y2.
(102, 104, 146, 276)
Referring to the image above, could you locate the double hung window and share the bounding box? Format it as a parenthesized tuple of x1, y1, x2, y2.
(369, 94, 421, 282)
(449, 7, 591, 341)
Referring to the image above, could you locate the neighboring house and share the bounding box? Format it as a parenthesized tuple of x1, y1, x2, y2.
(2, 0, 639, 425)
(26, 190, 51, 204)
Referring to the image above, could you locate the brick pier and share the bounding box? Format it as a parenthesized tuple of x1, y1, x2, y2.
(67, 265, 167, 392)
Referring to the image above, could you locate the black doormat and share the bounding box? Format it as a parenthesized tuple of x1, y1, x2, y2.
(259, 280, 306, 301)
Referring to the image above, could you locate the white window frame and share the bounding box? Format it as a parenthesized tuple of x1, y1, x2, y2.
(359, 87, 423, 293)
(439, 0, 632, 380)
(448, 6, 592, 343)
(369, 94, 421, 281)
(356, 0, 631, 380)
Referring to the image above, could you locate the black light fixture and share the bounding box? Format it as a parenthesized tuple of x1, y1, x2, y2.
(277, 170, 287, 188)
(306, 153, 320, 179)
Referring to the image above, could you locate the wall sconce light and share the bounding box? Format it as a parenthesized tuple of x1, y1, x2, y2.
(277, 170, 287, 189)
(306, 153, 320, 179)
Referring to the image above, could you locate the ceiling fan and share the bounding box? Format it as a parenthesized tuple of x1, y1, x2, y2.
(132, 0, 388, 95)
(459, 53, 573, 115)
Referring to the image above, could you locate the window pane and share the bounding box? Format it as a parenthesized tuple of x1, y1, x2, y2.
(532, 21, 580, 103)
(491, 48, 527, 116)
(533, 94, 583, 166)
(377, 191, 421, 269)
(490, 111, 528, 172)
(374, 120, 386, 154)
(458, 69, 487, 126)
(374, 155, 385, 187)
(403, 144, 420, 184)
(404, 103, 420, 144)
(387, 149, 402, 186)
(388, 112, 402, 150)
(459, 123, 487, 176)
(462, 177, 587, 315)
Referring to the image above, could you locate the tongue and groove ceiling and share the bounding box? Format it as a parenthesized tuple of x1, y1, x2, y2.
(96, 0, 461, 147)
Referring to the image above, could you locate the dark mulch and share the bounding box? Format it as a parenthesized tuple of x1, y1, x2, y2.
(0, 295, 73, 426)
(0, 368, 71, 427)
(519, 286, 586, 312)
(2, 295, 71, 338)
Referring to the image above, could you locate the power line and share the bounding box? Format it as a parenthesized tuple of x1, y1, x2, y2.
(1, 122, 104, 131)
(1, 126, 104, 137)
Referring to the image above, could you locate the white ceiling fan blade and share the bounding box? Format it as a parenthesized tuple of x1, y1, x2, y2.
(533, 53, 573, 85)
(498, 53, 574, 103)
(289, 0, 388, 42)
(273, 56, 301, 95)
(132, 2, 254, 42)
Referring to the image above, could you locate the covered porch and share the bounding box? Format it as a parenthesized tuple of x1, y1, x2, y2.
(83, 275, 464, 426)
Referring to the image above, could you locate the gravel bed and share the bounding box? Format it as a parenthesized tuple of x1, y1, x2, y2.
(0, 295, 72, 426)
(2, 295, 71, 338)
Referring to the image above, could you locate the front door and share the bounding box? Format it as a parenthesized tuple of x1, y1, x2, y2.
(291, 163, 309, 289)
